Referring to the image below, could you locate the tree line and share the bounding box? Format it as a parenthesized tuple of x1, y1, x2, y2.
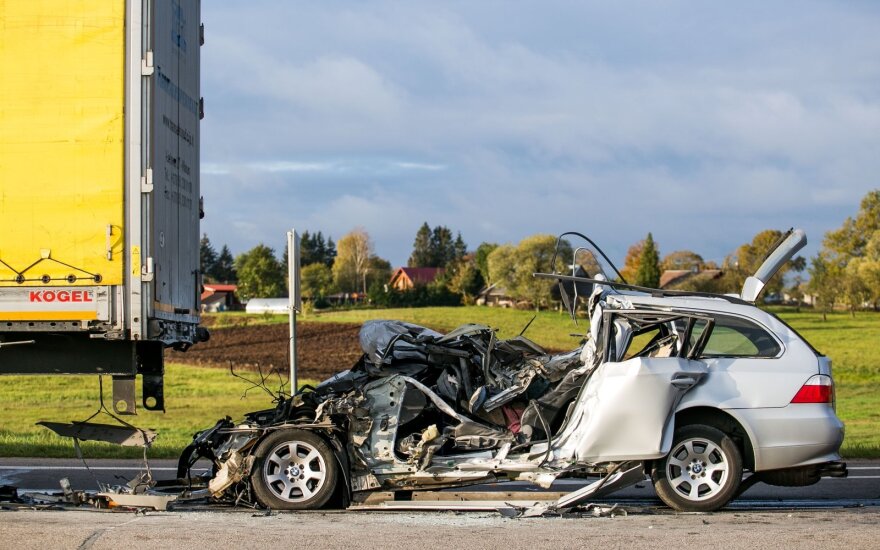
(808, 190, 880, 317)
(199, 189, 879, 314)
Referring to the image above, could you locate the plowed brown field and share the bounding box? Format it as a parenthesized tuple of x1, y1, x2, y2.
(168, 322, 363, 380)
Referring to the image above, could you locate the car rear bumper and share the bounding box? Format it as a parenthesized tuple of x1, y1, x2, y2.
(732, 404, 845, 472)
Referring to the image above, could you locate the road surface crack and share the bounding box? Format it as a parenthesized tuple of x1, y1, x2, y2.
(77, 517, 142, 550)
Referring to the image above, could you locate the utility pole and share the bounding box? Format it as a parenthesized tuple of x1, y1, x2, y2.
(287, 229, 301, 397)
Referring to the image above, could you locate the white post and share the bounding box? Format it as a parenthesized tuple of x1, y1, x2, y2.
(287, 229, 301, 396)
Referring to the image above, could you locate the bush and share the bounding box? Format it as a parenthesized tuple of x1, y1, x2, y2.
(368, 281, 462, 307)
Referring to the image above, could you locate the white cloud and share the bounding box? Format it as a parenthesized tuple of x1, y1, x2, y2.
(198, 1, 880, 266)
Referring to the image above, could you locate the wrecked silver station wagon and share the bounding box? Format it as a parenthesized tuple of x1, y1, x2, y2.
(180, 229, 846, 513)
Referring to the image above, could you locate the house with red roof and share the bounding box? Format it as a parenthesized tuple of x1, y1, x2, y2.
(201, 283, 243, 312)
(389, 267, 444, 291)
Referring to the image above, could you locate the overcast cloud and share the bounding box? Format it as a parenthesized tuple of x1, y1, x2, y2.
(199, 1, 880, 267)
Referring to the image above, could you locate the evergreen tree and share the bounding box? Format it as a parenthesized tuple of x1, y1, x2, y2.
(324, 236, 337, 267)
(299, 230, 314, 265)
(408, 222, 433, 267)
(635, 233, 661, 288)
(200, 234, 218, 281)
(430, 225, 455, 266)
(295, 230, 336, 267)
(210, 245, 237, 283)
(453, 232, 467, 261)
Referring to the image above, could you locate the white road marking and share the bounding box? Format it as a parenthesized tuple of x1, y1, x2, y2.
(0, 466, 207, 471)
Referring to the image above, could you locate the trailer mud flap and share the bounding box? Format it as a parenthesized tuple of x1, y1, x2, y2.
(137, 340, 165, 412)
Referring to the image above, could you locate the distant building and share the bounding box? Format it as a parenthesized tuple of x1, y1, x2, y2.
(325, 292, 364, 306)
(475, 283, 514, 307)
(245, 298, 290, 314)
(201, 283, 242, 312)
(389, 267, 445, 291)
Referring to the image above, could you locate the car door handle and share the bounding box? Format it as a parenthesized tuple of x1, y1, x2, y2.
(671, 376, 698, 388)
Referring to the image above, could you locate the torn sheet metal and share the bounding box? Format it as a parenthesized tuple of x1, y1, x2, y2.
(97, 492, 178, 511)
(37, 421, 156, 447)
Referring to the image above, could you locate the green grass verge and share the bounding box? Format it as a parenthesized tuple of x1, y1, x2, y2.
(2, 307, 878, 458)
(0, 364, 316, 459)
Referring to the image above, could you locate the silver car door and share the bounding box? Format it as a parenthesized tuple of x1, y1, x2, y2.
(550, 356, 708, 463)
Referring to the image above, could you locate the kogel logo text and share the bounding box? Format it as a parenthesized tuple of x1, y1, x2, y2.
(28, 290, 93, 303)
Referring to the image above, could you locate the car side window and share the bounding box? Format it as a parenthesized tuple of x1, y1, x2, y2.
(697, 315, 781, 358)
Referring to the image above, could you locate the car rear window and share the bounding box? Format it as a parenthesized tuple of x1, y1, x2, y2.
(690, 315, 781, 358)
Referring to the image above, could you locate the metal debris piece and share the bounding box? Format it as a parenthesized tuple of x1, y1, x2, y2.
(0, 485, 21, 503)
(37, 421, 156, 447)
(97, 492, 178, 511)
(209, 451, 254, 497)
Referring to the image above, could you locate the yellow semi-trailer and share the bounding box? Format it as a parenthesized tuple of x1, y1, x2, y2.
(0, 0, 205, 413)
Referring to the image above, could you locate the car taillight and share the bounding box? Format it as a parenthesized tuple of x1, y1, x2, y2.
(791, 374, 834, 405)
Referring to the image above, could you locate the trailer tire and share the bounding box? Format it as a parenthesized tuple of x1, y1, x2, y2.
(252, 429, 338, 510)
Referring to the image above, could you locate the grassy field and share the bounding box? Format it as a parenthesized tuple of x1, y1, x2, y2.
(0, 365, 316, 459)
(1, 306, 877, 459)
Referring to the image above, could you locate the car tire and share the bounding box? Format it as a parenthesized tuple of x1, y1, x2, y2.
(251, 429, 338, 510)
(653, 424, 742, 512)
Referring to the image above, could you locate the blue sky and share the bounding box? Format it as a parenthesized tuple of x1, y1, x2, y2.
(199, 1, 880, 268)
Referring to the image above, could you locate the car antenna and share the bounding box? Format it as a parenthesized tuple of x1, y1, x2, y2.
(519, 314, 537, 337)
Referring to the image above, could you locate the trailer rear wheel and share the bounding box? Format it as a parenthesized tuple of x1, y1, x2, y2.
(252, 429, 338, 510)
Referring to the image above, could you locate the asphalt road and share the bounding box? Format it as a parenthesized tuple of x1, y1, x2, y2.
(2, 457, 878, 504)
(2, 507, 880, 550)
(3, 458, 879, 550)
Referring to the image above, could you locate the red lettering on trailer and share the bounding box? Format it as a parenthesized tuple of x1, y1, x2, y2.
(27, 290, 93, 303)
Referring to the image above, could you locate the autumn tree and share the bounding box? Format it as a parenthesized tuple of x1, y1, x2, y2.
(635, 233, 661, 288)
(487, 244, 517, 292)
(234, 244, 285, 300)
(333, 228, 376, 294)
(720, 229, 805, 296)
(850, 232, 880, 309)
(474, 242, 499, 284)
(823, 190, 880, 260)
(448, 261, 484, 304)
(816, 190, 880, 313)
(808, 254, 842, 321)
(300, 263, 334, 299)
(619, 239, 644, 283)
(487, 235, 570, 309)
